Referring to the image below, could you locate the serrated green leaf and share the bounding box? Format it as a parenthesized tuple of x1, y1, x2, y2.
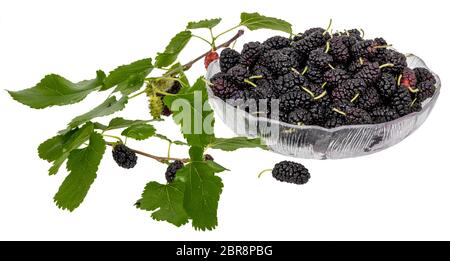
(205, 160, 229, 173)
(137, 181, 189, 227)
(93, 122, 108, 131)
(121, 123, 156, 140)
(102, 58, 153, 90)
(240, 12, 292, 34)
(177, 146, 223, 231)
(8, 71, 105, 109)
(155, 31, 192, 68)
(104, 117, 149, 131)
(164, 77, 214, 148)
(186, 18, 221, 29)
(38, 129, 77, 162)
(40, 123, 94, 175)
(209, 137, 267, 151)
(54, 132, 106, 211)
(63, 96, 128, 132)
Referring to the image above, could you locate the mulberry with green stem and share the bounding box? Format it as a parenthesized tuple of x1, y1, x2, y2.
(279, 88, 314, 112)
(272, 161, 311, 185)
(274, 71, 306, 95)
(390, 87, 413, 116)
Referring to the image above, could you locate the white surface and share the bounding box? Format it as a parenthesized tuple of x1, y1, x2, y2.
(0, 0, 448, 240)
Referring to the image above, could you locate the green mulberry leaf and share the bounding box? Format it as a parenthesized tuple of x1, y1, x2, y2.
(54, 132, 106, 211)
(166, 62, 190, 88)
(163, 77, 215, 148)
(38, 123, 94, 175)
(155, 31, 192, 68)
(121, 123, 156, 140)
(186, 18, 221, 29)
(38, 131, 74, 163)
(8, 71, 105, 109)
(205, 160, 229, 173)
(62, 96, 128, 133)
(103, 117, 149, 131)
(177, 146, 223, 231)
(209, 137, 267, 151)
(137, 181, 189, 227)
(240, 12, 292, 34)
(102, 58, 153, 91)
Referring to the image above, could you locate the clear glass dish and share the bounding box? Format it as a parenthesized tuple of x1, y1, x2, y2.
(206, 54, 441, 159)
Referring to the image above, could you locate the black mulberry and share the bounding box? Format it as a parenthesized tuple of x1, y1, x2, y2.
(240, 41, 263, 66)
(323, 68, 350, 89)
(220, 48, 240, 72)
(376, 73, 397, 99)
(253, 79, 278, 99)
(382, 50, 407, 74)
(304, 66, 324, 84)
(293, 27, 326, 42)
(309, 102, 332, 124)
(210, 72, 239, 99)
(390, 87, 413, 116)
(348, 57, 369, 73)
(274, 72, 306, 95)
(112, 144, 137, 169)
(351, 39, 376, 58)
(416, 81, 436, 102)
(329, 36, 350, 63)
(272, 161, 310, 185)
(331, 78, 366, 101)
(279, 88, 314, 112)
(354, 62, 382, 85)
(280, 47, 304, 65)
(227, 64, 249, 83)
(354, 87, 381, 110)
(345, 107, 373, 125)
(293, 31, 330, 55)
(347, 29, 363, 40)
(308, 48, 333, 69)
(413, 67, 436, 84)
(286, 108, 313, 125)
(250, 65, 273, 80)
(370, 106, 399, 123)
(260, 50, 295, 75)
(324, 116, 346, 128)
(165, 160, 184, 183)
(263, 36, 291, 50)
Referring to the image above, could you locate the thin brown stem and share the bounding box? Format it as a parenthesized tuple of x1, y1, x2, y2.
(106, 142, 189, 163)
(165, 29, 245, 76)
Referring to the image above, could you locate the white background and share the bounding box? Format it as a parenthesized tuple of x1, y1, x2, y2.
(0, 0, 449, 240)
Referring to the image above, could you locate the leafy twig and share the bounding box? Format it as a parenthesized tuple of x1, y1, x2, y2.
(106, 142, 189, 163)
(167, 29, 244, 75)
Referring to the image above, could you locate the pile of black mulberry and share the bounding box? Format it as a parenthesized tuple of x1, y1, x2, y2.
(210, 27, 437, 128)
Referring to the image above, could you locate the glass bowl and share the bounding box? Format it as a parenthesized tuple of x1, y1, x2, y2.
(206, 54, 441, 159)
